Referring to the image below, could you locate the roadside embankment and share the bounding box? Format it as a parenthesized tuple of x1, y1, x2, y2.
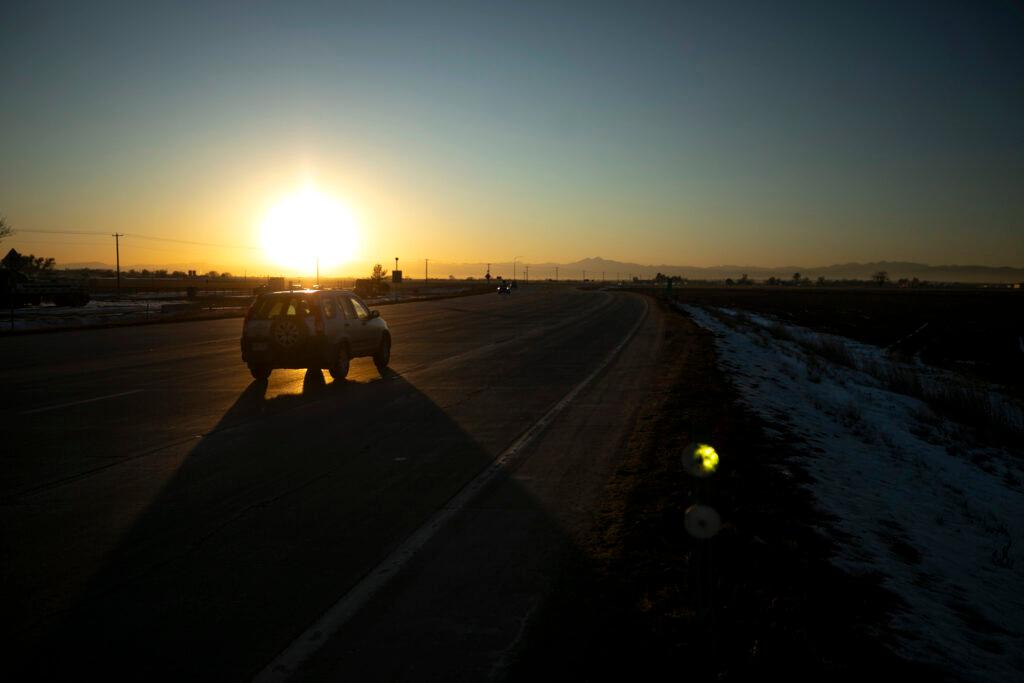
(511, 296, 936, 681)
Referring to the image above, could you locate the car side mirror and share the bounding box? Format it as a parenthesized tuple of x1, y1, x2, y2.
(370, 310, 380, 319)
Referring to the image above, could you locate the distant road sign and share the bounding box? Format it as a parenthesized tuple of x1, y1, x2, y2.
(392, 270, 403, 283)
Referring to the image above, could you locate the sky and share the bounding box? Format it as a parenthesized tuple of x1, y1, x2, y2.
(1, 0, 1022, 276)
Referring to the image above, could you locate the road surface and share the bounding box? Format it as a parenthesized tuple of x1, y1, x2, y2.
(0, 286, 662, 680)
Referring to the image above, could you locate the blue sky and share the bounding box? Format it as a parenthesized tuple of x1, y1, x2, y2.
(1, 1, 1022, 271)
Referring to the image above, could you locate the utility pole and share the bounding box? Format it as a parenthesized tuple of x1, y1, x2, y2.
(513, 256, 521, 283)
(583, 269, 586, 282)
(425, 258, 429, 284)
(555, 266, 559, 282)
(112, 233, 124, 298)
(602, 271, 605, 282)
(394, 257, 399, 303)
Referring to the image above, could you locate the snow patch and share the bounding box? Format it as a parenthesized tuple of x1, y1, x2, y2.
(681, 303, 1024, 682)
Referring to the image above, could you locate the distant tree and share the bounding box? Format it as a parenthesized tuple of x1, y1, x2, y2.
(767, 276, 778, 286)
(0, 216, 11, 243)
(792, 272, 801, 284)
(32, 256, 55, 272)
(154, 269, 168, 277)
(171, 270, 187, 278)
(2, 249, 55, 273)
(817, 276, 826, 286)
(369, 263, 390, 295)
(220, 272, 232, 279)
(738, 273, 751, 285)
(448, 274, 455, 280)
(725, 277, 735, 286)
(872, 270, 889, 286)
(205, 270, 219, 278)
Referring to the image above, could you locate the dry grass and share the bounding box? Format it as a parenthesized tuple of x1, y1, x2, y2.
(864, 362, 1023, 444)
(810, 336, 858, 368)
(762, 319, 857, 369)
(702, 303, 1024, 443)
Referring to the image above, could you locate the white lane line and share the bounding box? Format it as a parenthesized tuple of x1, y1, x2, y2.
(254, 296, 649, 683)
(20, 389, 144, 415)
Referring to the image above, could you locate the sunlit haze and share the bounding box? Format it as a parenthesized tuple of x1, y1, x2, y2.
(1, 1, 1022, 275)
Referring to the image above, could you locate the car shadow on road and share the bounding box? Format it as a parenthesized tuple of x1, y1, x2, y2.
(16, 365, 600, 682)
(207, 366, 391, 435)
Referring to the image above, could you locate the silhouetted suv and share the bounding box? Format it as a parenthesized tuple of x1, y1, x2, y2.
(240, 289, 391, 380)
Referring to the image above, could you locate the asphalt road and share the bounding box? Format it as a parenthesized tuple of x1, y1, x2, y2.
(1, 285, 662, 681)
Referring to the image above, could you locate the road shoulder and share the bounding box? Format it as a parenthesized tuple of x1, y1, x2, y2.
(509, 297, 937, 681)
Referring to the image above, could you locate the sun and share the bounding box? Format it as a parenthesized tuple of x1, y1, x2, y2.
(260, 186, 360, 273)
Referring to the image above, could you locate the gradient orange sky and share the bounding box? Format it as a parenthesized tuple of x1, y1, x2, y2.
(2, 2, 1022, 276)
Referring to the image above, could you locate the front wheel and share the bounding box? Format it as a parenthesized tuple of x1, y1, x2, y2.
(249, 364, 271, 380)
(329, 344, 350, 380)
(374, 335, 391, 372)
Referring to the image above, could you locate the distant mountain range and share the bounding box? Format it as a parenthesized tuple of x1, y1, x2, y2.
(59, 257, 1024, 284)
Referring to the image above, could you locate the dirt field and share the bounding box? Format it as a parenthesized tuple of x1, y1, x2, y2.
(510, 297, 940, 681)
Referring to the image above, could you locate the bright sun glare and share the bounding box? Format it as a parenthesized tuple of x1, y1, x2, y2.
(261, 186, 359, 273)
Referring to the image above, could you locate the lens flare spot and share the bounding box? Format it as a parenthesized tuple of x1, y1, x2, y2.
(695, 443, 720, 473)
(682, 441, 720, 478)
(684, 504, 722, 539)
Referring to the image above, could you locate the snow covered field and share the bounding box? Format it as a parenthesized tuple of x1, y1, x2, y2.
(1, 287, 483, 333)
(681, 304, 1024, 682)
(1, 299, 245, 332)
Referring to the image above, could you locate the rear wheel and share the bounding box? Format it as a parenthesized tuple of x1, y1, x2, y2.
(270, 316, 307, 351)
(249, 364, 271, 380)
(329, 344, 350, 380)
(374, 335, 391, 371)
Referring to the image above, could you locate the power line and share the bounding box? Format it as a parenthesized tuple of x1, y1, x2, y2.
(16, 229, 107, 236)
(9, 236, 111, 246)
(124, 235, 260, 250)
(12, 236, 183, 254)
(16, 229, 261, 250)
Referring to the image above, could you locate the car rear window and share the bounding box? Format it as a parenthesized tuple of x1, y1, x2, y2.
(250, 295, 313, 320)
(338, 296, 356, 320)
